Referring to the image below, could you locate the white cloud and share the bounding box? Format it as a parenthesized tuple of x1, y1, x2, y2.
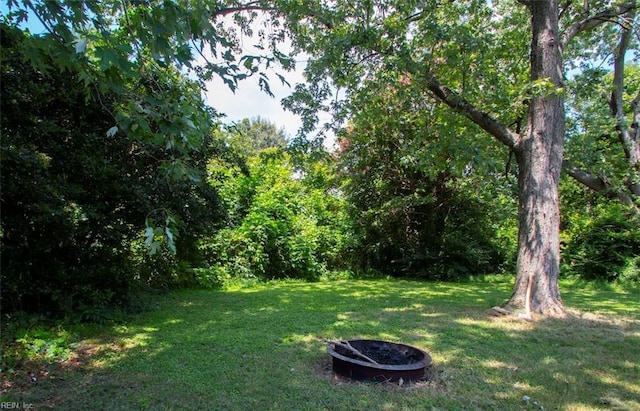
(201, 12, 337, 149)
(204, 67, 305, 139)
(203, 60, 338, 150)
(200, 12, 304, 139)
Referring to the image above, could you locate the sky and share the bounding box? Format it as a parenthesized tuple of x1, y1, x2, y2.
(204, 57, 337, 149)
(201, 14, 335, 147)
(204, 59, 306, 139)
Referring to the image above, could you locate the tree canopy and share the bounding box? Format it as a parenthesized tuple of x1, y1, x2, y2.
(225, 116, 289, 157)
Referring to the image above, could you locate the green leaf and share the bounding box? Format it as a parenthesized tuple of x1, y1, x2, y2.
(276, 73, 291, 87)
(106, 126, 118, 137)
(166, 228, 177, 254)
(94, 46, 119, 71)
(74, 37, 87, 54)
(144, 226, 154, 246)
(243, 56, 254, 71)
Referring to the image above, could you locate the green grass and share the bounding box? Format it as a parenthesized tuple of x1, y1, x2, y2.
(2, 278, 639, 410)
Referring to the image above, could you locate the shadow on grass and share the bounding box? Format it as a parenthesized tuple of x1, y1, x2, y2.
(3, 279, 639, 410)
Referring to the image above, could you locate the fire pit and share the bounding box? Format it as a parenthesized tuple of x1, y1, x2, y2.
(327, 339, 431, 382)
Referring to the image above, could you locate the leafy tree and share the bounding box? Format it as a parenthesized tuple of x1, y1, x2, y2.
(0, 24, 223, 315)
(563, 13, 640, 213)
(280, 0, 639, 315)
(225, 116, 289, 157)
(562, 63, 640, 215)
(0, 2, 296, 314)
(560, 179, 640, 282)
(336, 74, 514, 279)
(3, 0, 294, 248)
(560, 62, 640, 283)
(204, 146, 350, 282)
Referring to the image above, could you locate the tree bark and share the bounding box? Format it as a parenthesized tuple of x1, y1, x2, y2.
(508, 0, 566, 315)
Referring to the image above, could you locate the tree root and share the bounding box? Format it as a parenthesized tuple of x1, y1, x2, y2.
(492, 302, 569, 319)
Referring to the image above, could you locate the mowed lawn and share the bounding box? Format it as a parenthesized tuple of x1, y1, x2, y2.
(2, 278, 639, 410)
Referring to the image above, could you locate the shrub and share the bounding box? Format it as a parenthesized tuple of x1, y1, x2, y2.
(562, 202, 640, 282)
(203, 148, 351, 282)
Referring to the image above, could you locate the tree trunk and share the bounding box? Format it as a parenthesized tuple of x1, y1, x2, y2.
(507, 0, 566, 315)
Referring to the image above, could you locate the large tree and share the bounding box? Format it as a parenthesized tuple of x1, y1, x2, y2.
(280, 0, 639, 315)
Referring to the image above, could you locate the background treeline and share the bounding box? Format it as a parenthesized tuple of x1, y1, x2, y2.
(1, 24, 638, 319)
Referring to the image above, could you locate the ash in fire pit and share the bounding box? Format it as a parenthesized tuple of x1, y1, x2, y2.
(327, 339, 431, 382)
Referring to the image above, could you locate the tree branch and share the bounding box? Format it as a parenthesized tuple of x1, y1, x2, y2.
(340, 30, 520, 149)
(561, 1, 637, 48)
(418, 70, 519, 148)
(610, 7, 637, 161)
(25, 2, 67, 46)
(562, 2, 639, 211)
(608, 7, 640, 202)
(563, 159, 640, 215)
(563, 159, 610, 192)
(213, 2, 275, 18)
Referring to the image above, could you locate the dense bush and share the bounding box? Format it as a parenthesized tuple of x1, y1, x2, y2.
(0, 25, 224, 316)
(342, 167, 510, 280)
(202, 147, 351, 283)
(561, 194, 640, 282)
(328, 69, 518, 280)
(336, 131, 514, 280)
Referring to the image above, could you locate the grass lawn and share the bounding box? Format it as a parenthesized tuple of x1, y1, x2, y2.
(1, 278, 639, 410)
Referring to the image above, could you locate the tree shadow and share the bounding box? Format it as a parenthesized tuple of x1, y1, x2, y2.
(3, 279, 638, 410)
